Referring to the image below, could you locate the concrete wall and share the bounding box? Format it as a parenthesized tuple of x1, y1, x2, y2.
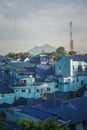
(5, 109, 41, 123)
(0, 93, 15, 104)
(58, 75, 87, 92)
(55, 57, 70, 77)
(14, 82, 57, 99)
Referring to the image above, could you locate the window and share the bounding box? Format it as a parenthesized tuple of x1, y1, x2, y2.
(40, 88, 44, 95)
(47, 88, 50, 91)
(72, 80, 75, 84)
(77, 76, 78, 82)
(16, 90, 18, 92)
(81, 80, 84, 86)
(85, 65, 87, 72)
(64, 82, 68, 85)
(73, 65, 74, 70)
(74, 66, 78, 73)
(28, 89, 31, 93)
(20, 80, 26, 86)
(36, 89, 39, 93)
(22, 90, 25, 92)
(55, 85, 59, 88)
(78, 65, 82, 72)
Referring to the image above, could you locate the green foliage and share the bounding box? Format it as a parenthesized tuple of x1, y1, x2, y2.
(43, 47, 67, 61)
(5, 46, 67, 61)
(18, 118, 66, 130)
(68, 51, 76, 55)
(56, 47, 67, 58)
(18, 118, 40, 130)
(5, 52, 31, 60)
(40, 119, 66, 130)
(56, 47, 66, 53)
(0, 118, 6, 130)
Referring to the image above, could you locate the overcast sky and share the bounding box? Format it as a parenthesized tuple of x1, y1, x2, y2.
(0, 0, 87, 55)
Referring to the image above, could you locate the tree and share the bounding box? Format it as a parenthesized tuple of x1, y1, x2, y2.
(44, 47, 67, 61)
(18, 118, 66, 130)
(56, 47, 67, 55)
(0, 118, 6, 130)
(53, 47, 67, 60)
(18, 118, 40, 130)
(40, 119, 66, 130)
(68, 51, 76, 55)
(5, 52, 31, 60)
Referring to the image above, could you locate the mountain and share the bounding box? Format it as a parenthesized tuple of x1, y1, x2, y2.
(28, 44, 56, 55)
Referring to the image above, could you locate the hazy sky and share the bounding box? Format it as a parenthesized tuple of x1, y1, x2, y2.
(0, 0, 87, 55)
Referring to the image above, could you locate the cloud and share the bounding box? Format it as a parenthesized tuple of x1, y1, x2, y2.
(0, 0, 87, 54)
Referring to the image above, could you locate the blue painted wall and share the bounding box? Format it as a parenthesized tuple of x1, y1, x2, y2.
(55, 57, 70, 77)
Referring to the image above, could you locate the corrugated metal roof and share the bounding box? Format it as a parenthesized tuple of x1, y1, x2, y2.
(66, 55, 87, 61)
(58, 55, 87, 62)
(30, 54, 49, 64)
(13, 105, 56, 121)
(9, 62, 31, 70)
(0, 82, 14, 94)
(8, 95, 87, 124)
(0, 55, 10, 63)
(69, 97, 87, 113)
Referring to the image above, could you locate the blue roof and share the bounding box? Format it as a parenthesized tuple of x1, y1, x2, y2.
(30, 54, 49, 64)
(35, 73, 45, 82)
(0, 70, 14, 84)
(48, 104, 87, 124)
(13, 105, 56, 121)
(69, 97, 87, 113)
(0, 55, 10, 63)
(0, 82, 14, 94)
(8, 95, 87, 124)
(9, 62, 31, 70)
(45, 75, 58, 82)
(66, 55, 87, 62)
(50, 97, 87, 124)
(11, 100, 87, 124)
(35, 64, 55, 82)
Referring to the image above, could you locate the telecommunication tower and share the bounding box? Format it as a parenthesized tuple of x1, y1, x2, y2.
(14, 16, 17, 46)
(70, 21, 74, 51)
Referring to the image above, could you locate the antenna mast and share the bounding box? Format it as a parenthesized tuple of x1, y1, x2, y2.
(15, 16, 17, 45)
(70, 21, 74, 51)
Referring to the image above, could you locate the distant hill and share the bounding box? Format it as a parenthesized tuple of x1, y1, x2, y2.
(28, 44, 56, 55)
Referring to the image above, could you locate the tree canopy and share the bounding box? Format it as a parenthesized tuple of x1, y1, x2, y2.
(40, 119, 66, 130)
(18, 118, 66, 130)
(5, 52, 31, 60)
(44, 46, 67, 61)
(18, 118, 39, 130)
(0, 118, 6, 130)
(68, 51, 76, 55)
(5, 46, 77, 61)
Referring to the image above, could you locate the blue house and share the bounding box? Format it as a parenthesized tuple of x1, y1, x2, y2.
(0, 82, 14, 104)
(29, 54, 49, 65)
(55, 55, 87, 92)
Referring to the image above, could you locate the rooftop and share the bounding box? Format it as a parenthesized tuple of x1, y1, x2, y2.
(9, 96, 87, 124)
(66, 55, 87, 62)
